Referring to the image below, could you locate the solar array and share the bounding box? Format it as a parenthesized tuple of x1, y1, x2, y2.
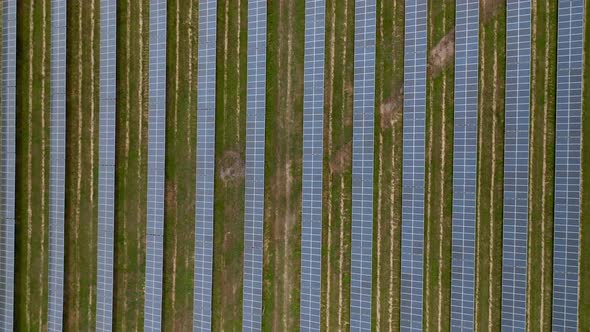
(501, 1, 531, 330)
(48, 0, 67, 330)
(144, 0, 166, 330)
(96, 0, 116, 330)
(349, 0, 376, 331)
(242, 0, 267, 330)
(400, 0, 427, 330)
(450, 0, 479, 330)
(552, 0, 584, 330)
(299, 0, 325, 330)
(0, 0, 16, 329)
(193, 0, 217, 329)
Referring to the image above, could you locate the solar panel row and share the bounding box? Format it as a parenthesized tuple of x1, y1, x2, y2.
(299, 0, 325, 330)
(450, 0, 479, 330)
(349, 1, 376, 331)
(96, 0, 117, 330)
(501, 1, 531, 330)
(400, 0, 427, 330)
(243, 0, 267, 330)
(0, 1, 16, 330)
(144, 0, 167, 331)
(193, 0, 217, 330)
(48, 1, 67, 330)
(552, 1, 584, 330)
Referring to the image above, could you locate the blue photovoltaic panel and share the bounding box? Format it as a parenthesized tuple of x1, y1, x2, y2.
(450, 0, 478, 330)
(501, 0, 531, 330)
(349, 0, 376, 331)
(242, 0, 266, 330)
(0, 0, 16, 330)
(96, 0, 116, 330)
(299, 0, 325, 330)
(144, 0, 166, 331)
(193, 0, 217, 330)
(552, 1, 584, 330)
(400, 0, 427, 330)
(48, 0, 66, 330)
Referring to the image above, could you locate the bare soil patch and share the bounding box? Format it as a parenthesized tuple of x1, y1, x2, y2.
(428, 30, 455, 77)
(379, 87, 403, 128)
(218, 150, 245, 183)
(328, 142, 352, 175)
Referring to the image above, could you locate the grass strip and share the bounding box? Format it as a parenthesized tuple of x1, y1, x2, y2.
(262, 0, 305, 329)
(15, 0, 50, 329)
(211, 0, 248, 329)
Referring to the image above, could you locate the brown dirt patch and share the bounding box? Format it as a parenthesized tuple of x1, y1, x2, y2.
(379, 87, 403, 128)
(428, 29, 455, 77)
(218, 150, 245, 183)
(328, 142, 352, 174)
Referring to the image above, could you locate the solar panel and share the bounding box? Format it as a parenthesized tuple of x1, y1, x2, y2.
(193, 0, 217, 330)
(144, 1, 167, 330)
(0, 0, 16, 330)
(96, 0, 116, 330)
(552, 1, 584, 330)
(48, 0, 67, 330)
(299, 0, 325, 330)
(242, 0, 267, 330)
(450, 0, 478, 330)
(400, 0, 427, 330)
(349, 0, 376, 331)
(501, 1, 531, 330)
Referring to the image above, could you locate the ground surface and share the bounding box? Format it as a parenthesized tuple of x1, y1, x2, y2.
(9, 0, 590, 330)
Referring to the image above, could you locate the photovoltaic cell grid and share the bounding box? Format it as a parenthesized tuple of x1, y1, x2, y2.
(501, 0, 531, 330)
(48, 0, 66, 330)
(96, 0, 116, 330)
(193, 0, 217, 330)
(243, 0, 266, 330)
(144, 0, 166, 330)
(450, 0, 478, 330)
(552, 1, 584, 330)
(349, 0, 376, 331)
(400, 0, 427, 330)
(299, 0, 325, 330)
(0, 0, 16, 330)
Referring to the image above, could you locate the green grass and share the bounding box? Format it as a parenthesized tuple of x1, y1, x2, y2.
(474, 4, 506, 331)
(579, 0, 590, 327)
(526, 0, 557, 329)
(262, 0, 305, 329)
(113, 0, 148, 329)
(63, 1, 99, 329)
(320, 0, 354, 329)
(211, 0, 248, 329)
(423, 0, 454, 330)
(371, 0, 405, 329)
(15, 0, 50, 329)
(161, 0, 198, 330)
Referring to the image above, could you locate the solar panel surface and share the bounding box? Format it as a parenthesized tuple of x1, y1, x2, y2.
(144, 0, 167, 330)
(450, 0, 478, 330)
(501, 1, 531, 330)
(349, 0, 376, 331)
(300, 0, 325, 330)
(48, 1, 66, 330)
(96, 0, 116, 330)
(193, 0, 217, 330)
(0, 0, 16, 330)
(400, 0, 427, 330)
(243, 1, 267, 330)
(552, 1, 584, 330)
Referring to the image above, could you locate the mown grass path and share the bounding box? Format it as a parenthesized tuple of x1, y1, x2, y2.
(63, 0, 99, 329)
(371, 0, 404, 330)
(161, 0, 198, 330)
(211, 0, 247, 330)
(262, 0, 304, 330)
(15, 0, 50, 329)
(113, 1, 148, 330)
(320, 0, 353, 329)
